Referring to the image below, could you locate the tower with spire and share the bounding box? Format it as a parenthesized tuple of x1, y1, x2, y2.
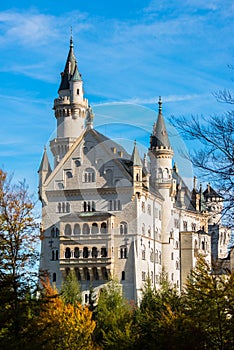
(50, 35, 89, 167)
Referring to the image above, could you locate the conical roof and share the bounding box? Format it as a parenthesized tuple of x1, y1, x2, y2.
(38, 147, 52, 174)
(131, 141, 142, 166)
(59, 36, 81, 90)
(150, 97, 171, 149)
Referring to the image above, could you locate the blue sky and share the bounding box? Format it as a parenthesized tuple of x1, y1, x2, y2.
(0, 0, 233, 197)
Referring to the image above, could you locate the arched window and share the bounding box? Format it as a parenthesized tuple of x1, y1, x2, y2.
(58, 203, 62, 213)
(122, 271, 125, 280)
(65, 247, 71, 259)
(83, 247, 89, 258)
(56, 250, 59, 260)
(120, 246, 128, 259)
(92, 223, 98, 234)
(74, 224, 80, 235)
(83, 267, 90, 280)
(55, 228, 59, 237)
(105, 169, 113, 185)
(74, 267, 81, 281)
(148, 226, 151, 238)
(51, 227, 55, 238)
(66, 171, 72, 178)
(83, 168, 95, 183)
(52, 272, 56, 282)
(65, 224, 71, 236)
(100, 222, 107, 234)
(101, 247, 107, 257)
(52, 250, 55, 260)
(155, 250, 158, 263)
(92, 267, 99, 280)
(92, 247, 98, 258)
(150, 248, 154, 262)
(120, 221, 127, 235)
(74, 247, 80, 258)
(142, 245, 146, 260)
(102, 267, 108, 280)
(66, 202, 70, 213)
(201, 241, 205, 250)
(83, 223, 90, 235)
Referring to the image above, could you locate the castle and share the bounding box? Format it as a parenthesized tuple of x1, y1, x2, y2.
(38, 38, 230, 302)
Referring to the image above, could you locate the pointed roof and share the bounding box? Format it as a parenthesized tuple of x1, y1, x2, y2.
(71, 63, 82, 81)
(38, 147, 52, 173)
(59, 36, 81, 91)
(150, 97, 171, 149)
(203, 183, 223, 200)
(131, 141, 142, 166)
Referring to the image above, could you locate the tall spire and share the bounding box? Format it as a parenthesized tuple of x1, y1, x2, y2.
(131, 140, 142, 166)
(150, 96, 171, 149)
(58, 34, 79, 91)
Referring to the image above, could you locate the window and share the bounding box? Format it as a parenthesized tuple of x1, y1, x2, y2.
(74, 247, 80, 258)
(120, 246, 128, 259)
(150, 249, 154, 262)
(174, 219, 179, 228)
(108, 200, 122, 211)
(65, 247, 71, 259)
(176, 260, 179, 270)
(148, 226, 151, 238)
(93, 267, 99, 280)
(57, 202, 70, 213)
(183, 221, 188, 231)
(52, 250, 55, 261)
(65, 267, 70, 276)
(102, 267, 108, 280)
(191, 223, 196, 231)
(74, 224, 80, 235)
(155, 250, 158, 263)
(83, 247, 89, 258)
(51, 227, 55, 238)
(120, 221, 128, 234)
(75, 267, 81, 281)
(142, 223, 145, 235)
(122, 271, 125, 280)
(147, 204, 151, 215)
(91, 223, 98, 234)
(202, 241, 205, 250)
(171, 252, 174, 260)
(83, 223, 90, 235)
(92, 247, 98, 258)
(171, 273, 174, 281)
(56, 250, 59, 260)
(83, 201, 95, 212)
(83, 168, 95, 183)
(142, 245, 146, 260)
(77, 89, 79, 95)
(100, 222, 107, 234)
(66, 171, 72, 178)
(83, 267, 90, 281)
(101, 247, 107, 257)
(151, 271, 153, 282)
(142, 271, 146, 281)
(52, 273, 56, 282)
(64, 224, 72, 236)
(142, 201, 145, 212)
(159, 251, 161, 265)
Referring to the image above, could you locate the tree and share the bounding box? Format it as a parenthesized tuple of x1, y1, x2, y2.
(183, 256, 234, 349)
(0, 169, 39, 349)
(170, 90, 234, 227)
(60, 269, 82, 305)
(94, 279, 136, 350)
(34, 280, 96, 350)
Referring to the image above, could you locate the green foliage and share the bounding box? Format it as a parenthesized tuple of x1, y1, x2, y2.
(183, 256, 234, 349)
(60, 269, 82, 305)
(94, 279, 136, 349)
(0, 170, 39, 349)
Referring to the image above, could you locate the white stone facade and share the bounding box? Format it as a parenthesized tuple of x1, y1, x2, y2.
(38, 39, 230, 303)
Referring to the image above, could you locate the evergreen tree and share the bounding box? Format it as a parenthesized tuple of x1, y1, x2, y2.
(60, 269, 82, 305)
(94, 279, 135, 350)
(183, 256, 234, 350)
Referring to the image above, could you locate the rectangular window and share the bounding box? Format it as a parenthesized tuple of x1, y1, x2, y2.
(142, 271, 146, 281)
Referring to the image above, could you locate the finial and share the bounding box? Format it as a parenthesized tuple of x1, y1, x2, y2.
(70, 26, 73, 47)
(158, 96, 162, 114)
(134, 139, 137, 146)
(44, 145, 46, 151)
